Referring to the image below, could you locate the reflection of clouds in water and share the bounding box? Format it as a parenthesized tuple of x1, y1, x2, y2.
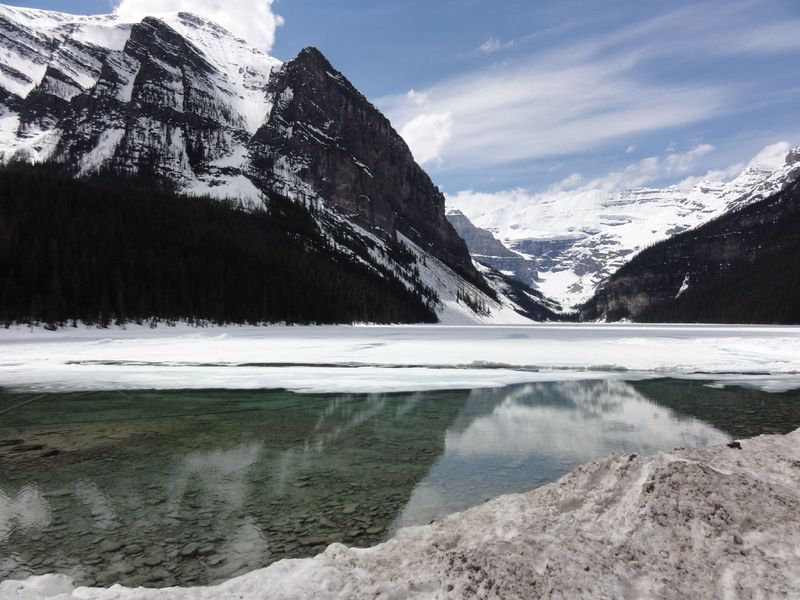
(0, 484, 51, 542)
(446, 381, 728, 459)
(313, 395, 350, 432)
(73, 481, 117, 530)
(393, 381, 730, 532)
(213, 516, 268, 576)
(167, 442, 262, 514)
(167, 442, 268, 580)
(272, 395, 389, 491)
(395, 393, 423, 418)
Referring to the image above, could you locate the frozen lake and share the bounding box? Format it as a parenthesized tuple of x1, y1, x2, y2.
(1, 323, 800, 393)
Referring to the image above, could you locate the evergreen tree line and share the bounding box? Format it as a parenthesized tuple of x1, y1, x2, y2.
(638, 240, 800, 324)
(0, 165, 437, 328)
(583, 180, 800, 324)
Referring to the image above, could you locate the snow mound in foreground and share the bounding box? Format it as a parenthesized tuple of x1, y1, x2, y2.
(3, 429, 799, 599)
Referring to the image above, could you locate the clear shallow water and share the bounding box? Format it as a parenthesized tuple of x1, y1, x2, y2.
(1, 379, 799, 588)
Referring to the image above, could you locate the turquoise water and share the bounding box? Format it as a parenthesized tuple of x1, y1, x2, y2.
(1, 379, 799, 588)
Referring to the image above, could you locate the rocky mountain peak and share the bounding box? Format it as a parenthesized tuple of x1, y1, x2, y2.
(0, 4, 503, 321)
(250, 43, 482, 286)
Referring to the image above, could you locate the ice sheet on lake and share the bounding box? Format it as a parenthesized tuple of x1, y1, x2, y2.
(1, 324, 799, 393)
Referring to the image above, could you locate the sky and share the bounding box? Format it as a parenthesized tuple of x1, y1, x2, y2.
(8, 0, 800, 199)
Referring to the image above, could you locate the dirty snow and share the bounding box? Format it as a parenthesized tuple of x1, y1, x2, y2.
(3, 427, 798, 599)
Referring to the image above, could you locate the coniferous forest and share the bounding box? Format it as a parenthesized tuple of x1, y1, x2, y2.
(581, 181, 800, 324)
(0, 166, 437, 328)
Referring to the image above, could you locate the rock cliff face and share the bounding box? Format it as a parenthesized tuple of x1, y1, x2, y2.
(0, 5, 500, 321)
(447, 209, 538, 288)
(250, 47, 480, 285)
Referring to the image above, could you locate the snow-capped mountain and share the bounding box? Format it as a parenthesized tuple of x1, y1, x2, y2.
(448, 148, 800, 309)
(0, 4, 546, 324)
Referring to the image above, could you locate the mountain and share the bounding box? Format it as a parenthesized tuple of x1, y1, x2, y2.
(448, 149, 800, 309)
(446, 209, 539, 288)
(0, 5, 529, 324)
(580, 180, 800, 324)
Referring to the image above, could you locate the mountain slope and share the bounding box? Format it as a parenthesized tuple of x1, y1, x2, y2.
(250, 47, 483, 290)
(580, 181, 800, 324)
(0, 5, 516, 324)
(448, 149, 800, 308)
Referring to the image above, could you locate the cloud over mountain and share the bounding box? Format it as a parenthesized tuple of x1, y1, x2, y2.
(114, 0, 284, 50)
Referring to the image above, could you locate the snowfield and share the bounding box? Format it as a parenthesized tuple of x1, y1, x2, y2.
(3, 427, 799, 599)
(1, 324, 799, 394)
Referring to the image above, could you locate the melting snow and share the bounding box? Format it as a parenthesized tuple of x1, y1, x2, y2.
(676, 274, 690, 298)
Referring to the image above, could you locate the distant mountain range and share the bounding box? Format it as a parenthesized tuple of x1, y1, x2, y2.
(448, 148, 800, 309)
(0, 4, 552, 325)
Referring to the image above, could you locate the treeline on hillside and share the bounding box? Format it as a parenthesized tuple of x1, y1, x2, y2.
(581, 181, 800, 324)
(637, 241, 800, 324)
(0, 166, 437, 328)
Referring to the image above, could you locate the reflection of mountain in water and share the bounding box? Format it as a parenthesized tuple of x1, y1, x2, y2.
(629, 379, 800, 438)
(0, 389, 469, 588)
(390, 380, 729, 531)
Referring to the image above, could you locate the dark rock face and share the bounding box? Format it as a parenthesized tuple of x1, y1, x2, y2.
(447, 210, 538, 287)
(581, 181, 800, 324)
(50, 17, 247, 181)
(250, 47, 481, 285)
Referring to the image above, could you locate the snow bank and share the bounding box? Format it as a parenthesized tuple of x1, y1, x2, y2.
(3, 428, 798, 599)
(1, 324, 799, 394)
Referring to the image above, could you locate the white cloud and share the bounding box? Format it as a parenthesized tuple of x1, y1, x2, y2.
(114, 0, 284, 51)
(380, 3, 800, 173)
(676, 163, 746, 191)
(724, 21, 800, 55)
(663, 143, 715, 175)
(478, 37, 515, 55)
(625, 145, 636, 154)
(406, 89, 429, 106)
(557, 144, 716, 194)
(746, 141, 791, 170)
(447, 141, 790, 215)
(675, 140, 792, 190)
(381, 46, 729, 169)
(400, 112, 454, 165)
(479, 38, 502, 54)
